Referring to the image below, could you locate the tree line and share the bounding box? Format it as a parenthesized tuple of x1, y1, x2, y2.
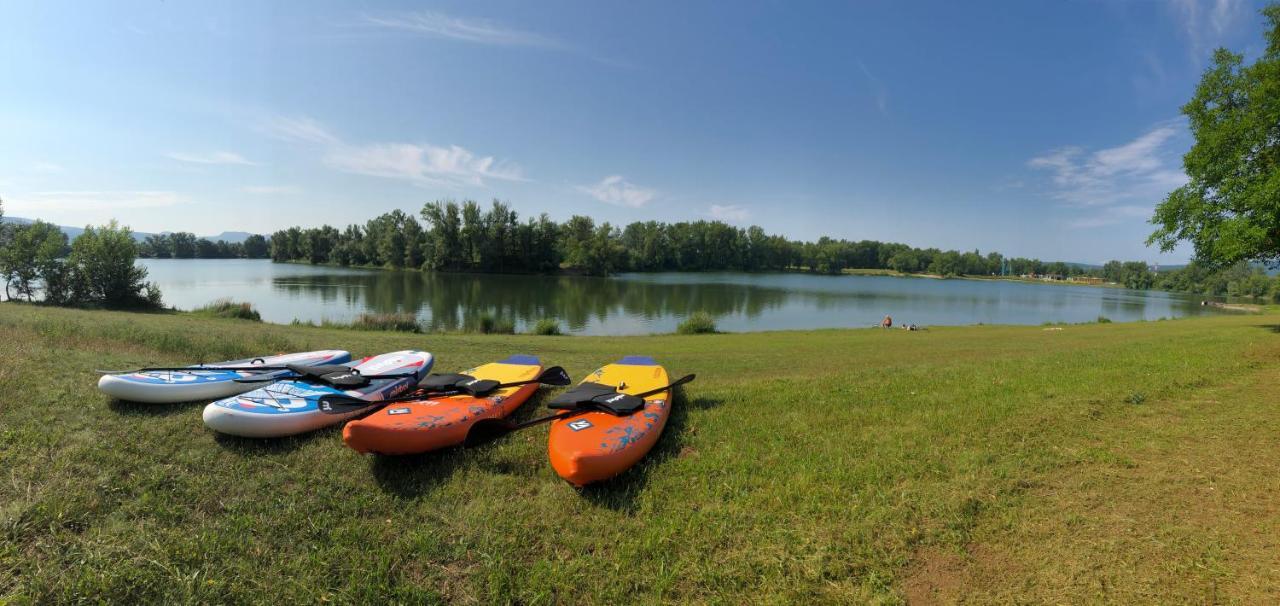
(138, 232, 269, 259)
(266, 199, 1124, 278)
(0, 199, 162, 308)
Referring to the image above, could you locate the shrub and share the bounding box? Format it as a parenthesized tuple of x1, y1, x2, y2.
(531, 318, 563, 335)
(469, 312, 515, 334)
(677, 311, 718, 334)
(1096, 315, 1112, 323)
(350, 312, 421, 332)
(64, 221, 163, 309)
(193, 299, 261, 321)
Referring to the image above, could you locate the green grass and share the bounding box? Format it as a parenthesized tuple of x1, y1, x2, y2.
(190, 299, 261, 321)
(530, 318, 563, 336)
(468, 312, 515, 335)
(333, 312, 422, 333)
(676, 311, 717, 334)
(2, 303, 1280, 603)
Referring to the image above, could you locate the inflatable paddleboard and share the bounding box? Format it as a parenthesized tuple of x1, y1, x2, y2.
(547, 356, 672, 486)
(97, 350, 352, 404)
(202, 350, 433, 438)
(343, 355, 543, 455)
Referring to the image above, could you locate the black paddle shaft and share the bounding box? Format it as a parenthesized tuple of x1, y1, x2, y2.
(317, 366, 572, 415)
(463, 374, 695, 448)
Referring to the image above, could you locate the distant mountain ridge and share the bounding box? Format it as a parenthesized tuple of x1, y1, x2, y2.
(1, 217, 255, 243)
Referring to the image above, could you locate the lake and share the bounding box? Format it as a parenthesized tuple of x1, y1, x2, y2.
(138, 259, 1223, 335)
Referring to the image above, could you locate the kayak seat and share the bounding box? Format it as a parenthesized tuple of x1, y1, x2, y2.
(547, 382, 647, 415)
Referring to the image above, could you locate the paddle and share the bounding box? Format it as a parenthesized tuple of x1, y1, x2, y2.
(463, 374, 695, 448)
(316, 366, 573, 415)
(94, 362, 283, 374)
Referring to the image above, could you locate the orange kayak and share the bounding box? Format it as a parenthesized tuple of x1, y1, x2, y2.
(548, 356, 671, 486)
(343, 355, 543, 455)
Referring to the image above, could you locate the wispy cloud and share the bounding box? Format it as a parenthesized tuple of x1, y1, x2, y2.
(1170, 0, 1246, 62)
(326, 143, 524, 187)
(241, 185, 301, 195)
(6, 190, 185, 213)
(707, 204, 751, 222)
(1028, 121, 1190, 228)
(1066, 205, 1155, 229)
(857, 60, 889, 115)
(575, 175, 656, 208)
(258, 116, 340, 145)
(361, 11, 562, 49)
(166, 151, 257, 166)
(256, 114, 522, 188)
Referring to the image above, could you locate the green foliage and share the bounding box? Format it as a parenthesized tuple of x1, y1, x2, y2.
(1097, 315, 1112, 324)
(468, 313, 515, 334)
(1125, 391, 1147, 405)
(531, 318, 563, 335)
(192, 299, 262, 321)
(676, 311, 718, 334)
(347, 312, 421, 332)
(1148, 5, 1280, 267)
(1155, 261, 1277, 299)
(0, 220, 68, 301)
(137, 232, 269, 259)
(65, 221, 163, 309)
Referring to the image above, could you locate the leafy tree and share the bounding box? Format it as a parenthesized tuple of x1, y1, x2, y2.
(1149, 4, 1280, 267)
(243, 234, 269, 259)
(0, 220, 67, 301)
(65, 221, 162, 309)
(142, 234, 172, 258)
(169, 232, 198, 259)
(195, 238, 219, 259)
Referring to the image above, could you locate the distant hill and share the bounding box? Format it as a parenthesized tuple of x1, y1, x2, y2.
(2, 218, 254, 243)
(202, 231, 254, 244)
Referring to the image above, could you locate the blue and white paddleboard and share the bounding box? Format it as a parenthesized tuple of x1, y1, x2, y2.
(98, 350, 352, 404)
(202, 350, 434, 438)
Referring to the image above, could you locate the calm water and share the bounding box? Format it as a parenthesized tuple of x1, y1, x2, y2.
(139, 259, 1224, 335)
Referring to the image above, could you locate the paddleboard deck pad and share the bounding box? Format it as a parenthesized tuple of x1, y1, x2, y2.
(97, 350, 352, 404)
(547, 356, 673, 486)
(343, 355, 543, 455)
(202, 350, 433, 438)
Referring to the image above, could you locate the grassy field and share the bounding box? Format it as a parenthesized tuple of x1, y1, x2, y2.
(2, 304, 1279, 604)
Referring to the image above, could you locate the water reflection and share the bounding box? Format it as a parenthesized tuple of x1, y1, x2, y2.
(139, 260, 1220, 335)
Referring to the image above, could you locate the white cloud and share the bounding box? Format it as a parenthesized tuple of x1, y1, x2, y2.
(326, 143, 524, 187)
(361, 11, 562, 48)
(241, 185, 300, 195)
(1028, 122, 1188, 208)
(575, 175, 656, 208)
(1066, 205, 1154, 229)
(258, 116, 340, 145)
(707, 204, 751, 222)
(256, 114, 522, 187)
(166, 151, 257, 166)
(1171, 0, 1246, 61)
(6, 190, 185, 213)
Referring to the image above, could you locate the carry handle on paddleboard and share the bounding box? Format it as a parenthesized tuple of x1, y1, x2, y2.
(317, 366, 572, 415)
(463, 374, 695, 448)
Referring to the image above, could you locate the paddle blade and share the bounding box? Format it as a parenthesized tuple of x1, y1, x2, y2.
(317, 395, 378, 415)
(538, 366, 572, 386)
(463, 418, 519, 448)
(460, 378, 502, 396)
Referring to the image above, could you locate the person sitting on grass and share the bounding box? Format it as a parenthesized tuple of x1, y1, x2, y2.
(881, 315, 892, 329)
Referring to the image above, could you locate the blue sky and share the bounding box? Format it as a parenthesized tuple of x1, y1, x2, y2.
(0, 1, 1272, 263)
